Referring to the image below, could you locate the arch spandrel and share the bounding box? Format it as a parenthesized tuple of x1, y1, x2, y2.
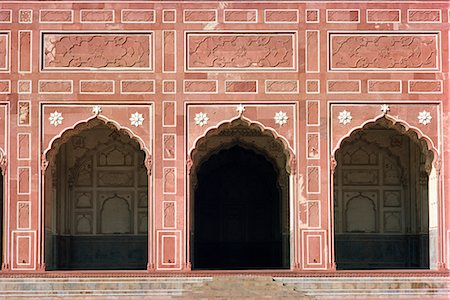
(187, 104, 297, 168)
(41, 105, 152, 169)
(330, 104, 440, 160)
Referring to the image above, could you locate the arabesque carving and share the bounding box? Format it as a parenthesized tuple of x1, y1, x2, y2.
(187, 33, 295, 70)
(43, 33, 153, 70)
(330, 33, 438, 70)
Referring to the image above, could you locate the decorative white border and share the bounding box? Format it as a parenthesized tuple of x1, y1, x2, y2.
(326, 9, 360, 23)
(79, 80, 115, 94)
(162, 30, 176, 73)
(16, 201, 31, 230)
(306, 166, 321, 194)
(17, 101, 31, 127)
(17, 80, 32, 94)
(407, 9, 442, 23)
(224, 80, 258, 94)
(306, 30, 320, 73)
(38, 80, 73, 94)
(306, 200, 321, 228)
(306, 100, 320, 126)
(367, 79, 402, 94)
(264, 9, 299, 23)
(305, 9, 320, 23)
(223, 9, 258, 23)
(366, 9, 401, 24)
(19, 9, 33, 24)
(162, 9, 177, 23)
(0, 80, 10, 94)
(11, 231, 35, 270)
(40, 31, 155, 72)
(17, 132, 31, 160)
(162, 201, 177, 229)
(18, 30, 32, 73)
(80, 9, 115, 23)
(163, 101, 177, 127)
(16, 235, 31, 265)
(0, 32, 10, 73)
(185, 31, 298, 72)
(306, 132, 320, 160)
(328, 31, 441, 72)
(162, 80, 176, 94)
(306, 80, 320, 94)
(163, 133, 177, 161)
(163, 167, 177, 195)
(156, 230, 182, 270)
(327, 80, 361, 94)
(183, 9, 217, 23)
(121, 9, 155, 23)
(183, 79, 218, 94)
(0, 10, 12, 23)
(408, 80, 443, 94)
(17, 166, 31, 195)
(120, 80, 155, 94)
(301, 230, 327, 270)
(264, 80, 299, 94)
(39, 9, 74, 23)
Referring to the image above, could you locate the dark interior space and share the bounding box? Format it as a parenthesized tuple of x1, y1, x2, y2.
(193, 145, 286, 269)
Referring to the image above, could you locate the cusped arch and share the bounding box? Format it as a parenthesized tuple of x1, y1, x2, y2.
(189, 116, 295, 174)
(332, 115, 438, 173)
(43, 116, 151, 172)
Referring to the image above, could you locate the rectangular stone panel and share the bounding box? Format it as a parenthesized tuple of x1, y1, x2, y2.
(408, 9, 441, 23)
(39, 80, 72, 94)
(327, 9, 359, 23)
(327, 80, 360, 93)
(80, 10, 114, 23)
(307, 166, 320, 194)
(80, 80, 114, 94)
(223, 9, 257, 23)
(39, 9, 73, 23)
(306, 100, 319, 126)
(408, 80, 442, 94)
(18, 133, 30, 160)
(184, 80, 217, 94)
(163, 201, 176, 228)
(121, 10, 155, 23)
(19, 31, 31, 72)
(17, 201, 30, 229)
(163, 31, 175, 72)
(302, 230, 326, 269)
(0, 33, 9, 71)
(0, 10, 12, 23)
(18, 167, 31, 194)
(265, 80, 298, 94)
(163, 101, 176, 127)
(184, 10, 217, 23)
(306, 30, 319, 72)
(225, 80, 257, 93)
(157, 231, 181, 270)
(42, 33, 153, 71)
(186, 32, 296, 71)
(366, 9, 400, 23)
(329, 33, 439, 71)
(264, 9, 298, 23)
(120, 80, 154, 94)
(0, 80, 10, 94)
(368, 80, 402, 93)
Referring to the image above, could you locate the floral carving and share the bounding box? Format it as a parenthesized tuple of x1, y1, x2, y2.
(417, 111, 432, 125)
(194, 112, 209, 127)
(330, 33, 438, 70)
(338, 110, 352, 125)
(92, 105, 102, 115)
(43, 33, 152, 70)
(49, 111, 63, 127)
(187, 33, 294, 70)
(274, 111, 288, 126)
(129, 112, 144, 127)
(380, 104, 390, 115)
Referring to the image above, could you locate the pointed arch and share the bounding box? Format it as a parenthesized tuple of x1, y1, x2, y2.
(43, 116, 151, 173)
(189, 116, 295, 174)
(332, 115, 438, 173)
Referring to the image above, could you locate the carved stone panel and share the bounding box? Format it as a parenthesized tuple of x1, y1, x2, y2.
(186, 32, 296, 71)
(329, 33, 439, 71)
(42, 33, 153, 71)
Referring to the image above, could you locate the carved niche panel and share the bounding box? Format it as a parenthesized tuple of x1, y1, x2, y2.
(329, 33, 439, 71)
(186, 32, 296, 71)
(42, 33, 153, 71)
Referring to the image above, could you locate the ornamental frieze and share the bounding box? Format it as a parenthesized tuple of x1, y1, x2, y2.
(42, 33, 153, 71)
(329, 33, 439, 71)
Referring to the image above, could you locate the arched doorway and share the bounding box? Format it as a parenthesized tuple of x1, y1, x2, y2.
(44, 121, 148, 270)
(190, 120, 290, 270)
(333, 118, 432, 269)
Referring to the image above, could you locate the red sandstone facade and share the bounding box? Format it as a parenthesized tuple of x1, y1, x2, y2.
(0, 0, 448, 273)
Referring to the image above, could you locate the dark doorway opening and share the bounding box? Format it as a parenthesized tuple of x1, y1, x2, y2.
(192, 145, 286, 269)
